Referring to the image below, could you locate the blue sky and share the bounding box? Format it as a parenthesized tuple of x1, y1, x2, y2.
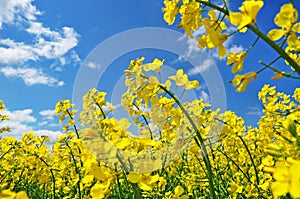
(0, 0, 299, 141)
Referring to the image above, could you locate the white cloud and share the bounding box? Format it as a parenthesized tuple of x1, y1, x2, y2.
(0, 0, 40, 29)
(177, 27, 205, 59)
(34, 129, 62, 141)
(0, 39, 37, 64)
(0, 66, 64, 87)
(38, 121, 48, 126)
(49, 123, 61, 127)
(228, 45, 245, 53)
(0, 109, 35, 138)
(0, 108, 62, 141)
(26, 21, 60, 37)
(0, 27, 79, 65)
(188, 59, 214, 75)
(57, 81, 65, 87)
(246, 106, 262, 116)
(6, 109, 36, 123)
(86, 61, 101, 69)
(39, 109, 55, 120)
(33, 27, 79, 60)
(0, 0, 80, 66)
(200, 90, 211, 103)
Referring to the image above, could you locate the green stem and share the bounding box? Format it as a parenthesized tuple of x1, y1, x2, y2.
(246, 36, 260, 53)
(248, 25, 300, 75)
(238, 136, 260, 189)
(32, 154, 56, 199)
(133, 103, 153, 140)
(114, 163, 123, 199)
(217, 147, 251, 183)
(94, 98, 107, 119)
(66, 110, 84, 168)
(196, 0, 300, 75)
(197, 0, 228, 15)
(0, 146, 14, 160)
(159, 85, 216, 199)
(259, 61, 300, 79)
(65, 142, 82, 199)
(66, 110, 80, 139)
(256, 56, 281, 75)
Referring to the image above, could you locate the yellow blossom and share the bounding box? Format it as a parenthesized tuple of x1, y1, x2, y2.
(169, 69, 188, 87)
(226, 52, 247, 73)
(293, 88, 300, 102)
(232, 71, 257, 92)
(127, 173, 160, 191)
(144, 58, 164, 72)
(172, 186, 189, 199)
(197, 10, 227, 58)
(229, 1, 264, 32)
(274, 3, 298, 30)
(178, 0, 202, 38)
(162, 0, 180, 25)
(271, 161, 300, 198)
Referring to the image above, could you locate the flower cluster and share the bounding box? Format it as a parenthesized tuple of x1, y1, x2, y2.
(1, 57, 300, 198)
(163, 0, 300, 92)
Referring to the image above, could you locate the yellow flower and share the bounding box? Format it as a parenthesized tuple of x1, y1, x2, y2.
(232, 71, 257, 92)
(15, 191, 29, 199)
(144, 58, 164, 73)
(162, 0, 180, 25)
(197, 10, 228, 58)
(150, 104, 167, 125)
(184, 80, 199, 90)
(127, 173, 141, 183)
(82, 174, 94, 187)
(127, 173, 160, 191)
(226, 52, 247, 73)
(274, 3, 298, 30)
(293, 87, 300, 102)
(287, 32, 300, 51)
(268, 3, 298, 42)
(0, 190, 15, 199)
(172, 186, 189, 199)
(169, 69, 188, 87)
(90, 182, 110, 199)
(178, 0, 202, 38)
(0, 100, 5, 110)
(267, 29, 285, 41)
(270, 71, 284, 80)
(0, 190, 29, 199)
(229, 1, 264, 32)
(271, 161, 300, 198)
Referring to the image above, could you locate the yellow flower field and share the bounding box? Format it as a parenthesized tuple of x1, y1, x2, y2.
(0, 0, 300, 198)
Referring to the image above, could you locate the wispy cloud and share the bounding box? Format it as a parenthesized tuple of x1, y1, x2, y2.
(0, 0, 40, 29)
(86, 61, 101, 69)
(0, 26, 79, 65)
(176, 27, 205, 59)
(0, 0, 80, 86)
(200, 90, 211, 103)
(0, 66, 64, 86)
(246, 106, 262, 116)
(188, 59, 214, 75)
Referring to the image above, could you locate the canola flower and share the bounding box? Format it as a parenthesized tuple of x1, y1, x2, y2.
(162, 0, 300, 91)
(228, 1, 264, 32)
(0, 58, 300, 198)
(0, 0, 299, 198)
